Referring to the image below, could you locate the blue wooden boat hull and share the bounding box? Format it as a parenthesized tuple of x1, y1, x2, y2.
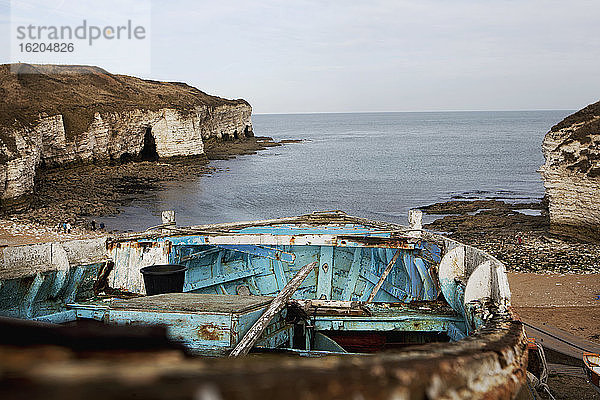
(0, 212, 512, 356)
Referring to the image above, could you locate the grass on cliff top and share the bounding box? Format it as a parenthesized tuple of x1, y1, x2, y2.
(0, 63, 249, 154)
(548, 99, 600, 177)
(551, 99, 600, 134)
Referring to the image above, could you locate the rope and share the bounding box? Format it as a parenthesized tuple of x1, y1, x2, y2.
(533, 342, 557, 400)
(526, 377, 539, 400)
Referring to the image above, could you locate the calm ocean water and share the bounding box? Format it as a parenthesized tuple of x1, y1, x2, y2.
(103, 110, 571, 231)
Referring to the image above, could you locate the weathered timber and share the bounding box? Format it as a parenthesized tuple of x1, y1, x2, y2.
(288, 299, 370, 316)
(0, 210, 525, 397)
(0, 316, 183, 352)
(0, 315, 527, 400)
(523, 320, 600, 366)
(229, 261, 318, 357)
(366, 249, 401, 303)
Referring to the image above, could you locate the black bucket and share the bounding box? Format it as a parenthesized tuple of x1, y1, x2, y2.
(140, 264, 188, 295)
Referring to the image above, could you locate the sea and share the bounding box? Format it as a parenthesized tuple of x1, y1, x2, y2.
(102, 110, 572, 232)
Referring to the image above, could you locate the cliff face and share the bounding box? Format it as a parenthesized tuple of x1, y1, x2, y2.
(540, 101, 600, 241)
(0, 64, 253, 208)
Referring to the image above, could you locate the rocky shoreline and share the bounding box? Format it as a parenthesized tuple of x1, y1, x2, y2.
(7, 172, 600, 276)
(421, 199, 600, 274)
(4, 128, 600, 276)
(0, 136, 288, 242)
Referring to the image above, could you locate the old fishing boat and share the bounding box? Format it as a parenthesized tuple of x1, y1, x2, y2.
(584, 353, 600, 393)
(0, 211, 528, 399)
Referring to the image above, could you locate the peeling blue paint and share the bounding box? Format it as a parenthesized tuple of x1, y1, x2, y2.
(1, 219, 480, 356)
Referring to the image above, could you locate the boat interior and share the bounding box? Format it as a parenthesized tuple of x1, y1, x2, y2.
(0, 212, 511, 357)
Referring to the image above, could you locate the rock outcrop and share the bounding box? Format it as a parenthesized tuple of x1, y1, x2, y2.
(0, 64, 253, 209)
(540, 100, 600, 241)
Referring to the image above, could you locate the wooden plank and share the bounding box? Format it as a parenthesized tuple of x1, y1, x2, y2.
(212, 251, 223, 278)
(547, 363, 587, 378)
(110, 293, 273, 314)
(252, 274, 280, 296)
(33, 310, 78, 324)
(523, 320, 600, 364)
(165, 233, 415, 249)
(341, 247, 362, 301)
(184, 269, 258, 292)
(216, 244, 296, 264)
(316, 246, 334, 300)
(21, 273, 44, 318)
(65, 267, 85, 303)
(360, 272, 402, 302)
(229, 261, 318, 357)
(288, 299, 368, 317)
(366, 249, 402, 303)
(273, 260, 288, 291)
(107, 309, 232, 351)
(178, 247, 220, 263)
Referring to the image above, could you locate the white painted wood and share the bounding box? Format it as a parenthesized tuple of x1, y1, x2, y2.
(178, 234, 414, 249)
(494, 262, 511, 304)
(161, 210, 176, 225)
(464, 260, 493, 304)
(407, 209, 422, 238)
(108, 242, 169, 294)
(438, 246, 465, 309)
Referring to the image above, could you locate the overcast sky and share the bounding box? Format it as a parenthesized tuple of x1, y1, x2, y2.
(1, 0, 599, 113)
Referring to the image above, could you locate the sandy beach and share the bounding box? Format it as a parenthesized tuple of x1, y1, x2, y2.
(0, 218, 104, 247)
(509, 272, 600, 343)
(507, 273, 600, 399)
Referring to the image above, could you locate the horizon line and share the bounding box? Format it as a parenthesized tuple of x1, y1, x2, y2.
(253, 108, 575, 115)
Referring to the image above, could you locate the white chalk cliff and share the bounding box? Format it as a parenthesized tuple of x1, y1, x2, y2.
(540, 101, 600, 241)
(0, 64, 253, 208)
